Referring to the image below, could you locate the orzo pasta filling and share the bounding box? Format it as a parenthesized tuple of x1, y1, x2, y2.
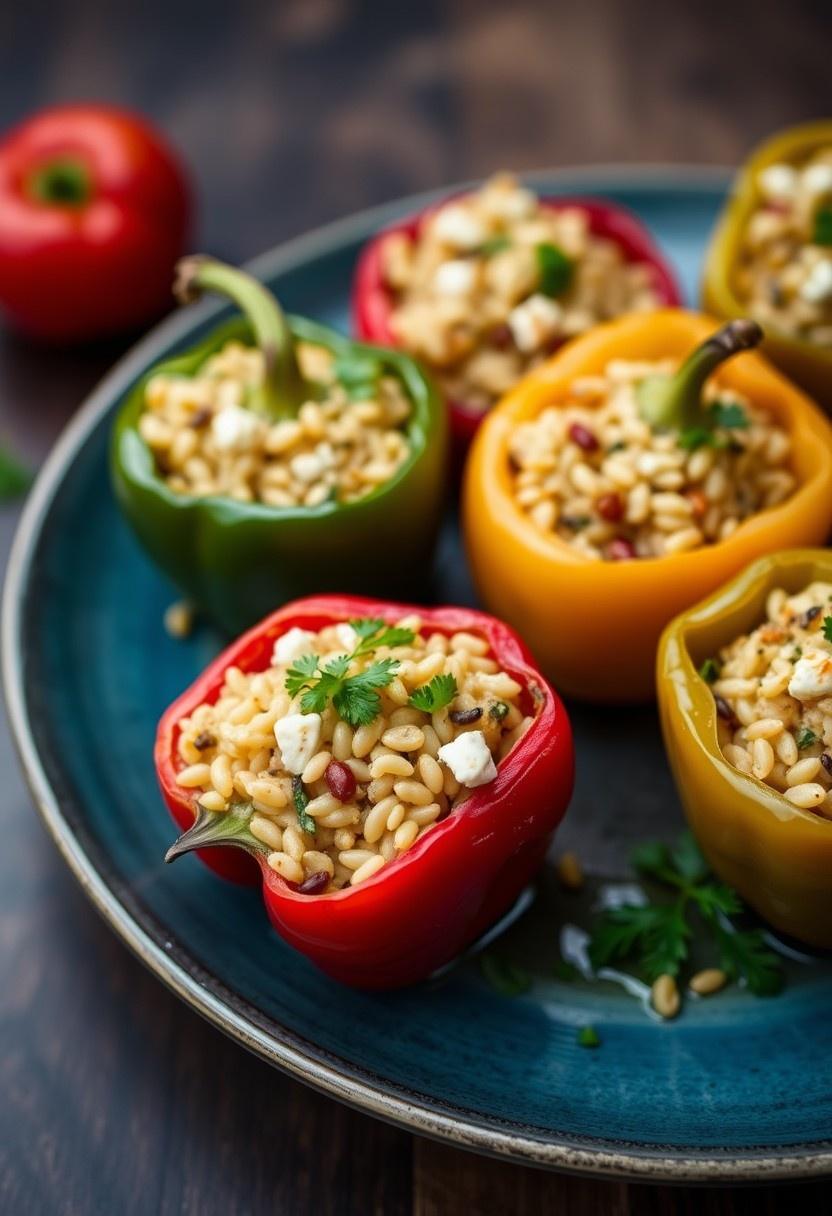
(508, 358, 795, 560)
(175, 616, 535, 891)
(706, 581, 832, 818)
(736, 149, 832, 345)
(382, 173, 663, 411)
(139, 340, 411, 507)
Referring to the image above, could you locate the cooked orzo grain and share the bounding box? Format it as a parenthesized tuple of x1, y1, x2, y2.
(382, 173, 663, 412)
(735, 148, 832, 345)
(174, 616, 535, 891)
(706, 580, 832, 818)
(139, 340, 411, 507)
(508, 358, 795, 560)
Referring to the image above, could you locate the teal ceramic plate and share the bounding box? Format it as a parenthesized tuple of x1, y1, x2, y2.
(5, 169, 832, 1183)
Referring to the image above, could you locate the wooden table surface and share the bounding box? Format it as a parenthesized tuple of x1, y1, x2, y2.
(1, 1, 830, 1211)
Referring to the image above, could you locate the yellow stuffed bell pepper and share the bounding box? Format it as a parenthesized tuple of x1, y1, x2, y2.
(657, 550, 832, 949)
(462, 310, 832, 702)
(703, 120, 832, 410)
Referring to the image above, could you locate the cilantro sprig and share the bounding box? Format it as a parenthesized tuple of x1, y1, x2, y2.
(822, 615, 832, 644)
(285, 618, 415, 727)
(409, 673, 457, 713)
(536, 241, 573, 297)
(678, 400, 749, 451)
(588, 833, 784, 996)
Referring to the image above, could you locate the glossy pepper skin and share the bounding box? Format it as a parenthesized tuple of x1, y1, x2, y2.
(157, 595, 574, 989)
(112, 310, 447, 638)
(657, 550, 832, 950)
(352, 194, 681, 455)
(703, 121, 832, 410)
(0, 105, 190, 342)
(463, 309, 832, 703)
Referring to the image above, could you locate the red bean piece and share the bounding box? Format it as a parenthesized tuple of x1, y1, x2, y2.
(325, 760, 356, 802)
(607, 537, 636, 561)
(822, 753, 832, 776)
(596, 492, 623, 522)
(568, 422, 599, 453)
(298, 871, 330, 895)
(489, 323, 513, 349)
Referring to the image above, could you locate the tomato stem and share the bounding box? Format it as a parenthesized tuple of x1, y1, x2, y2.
(173, 255, 307, 420)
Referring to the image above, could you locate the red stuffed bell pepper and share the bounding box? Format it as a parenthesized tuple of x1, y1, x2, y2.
(158, 595, 573, 988)
(353, 173, 681, 453)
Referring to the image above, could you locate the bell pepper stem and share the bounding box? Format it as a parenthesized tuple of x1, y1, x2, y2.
(637, 319, 764, 432)
(165, 800, 267, 863)
(173, 255, 307, 421)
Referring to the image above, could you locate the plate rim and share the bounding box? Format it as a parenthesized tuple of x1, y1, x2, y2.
(6, 164, 831, 1184)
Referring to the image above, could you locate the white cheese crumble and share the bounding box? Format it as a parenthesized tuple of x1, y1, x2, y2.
(803, 163, 832, 198)
(336, 623, 359, 652)
(508, 293, 562, 353)
(758, 163, 797, 202)
(433, 259, 478, 296)
(799, 259, 832, 304)
(272, 627, 317, 666)
(431, 203, 487, 250)
(437, 730, 498, 788)
(275, 713, 322, 775)
(788, 648, 832, 701)
(211, 406, 261, 452)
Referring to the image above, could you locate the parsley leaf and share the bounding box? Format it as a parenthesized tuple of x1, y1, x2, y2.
(409, 673, 457, 713)
(796, 726, 819, 750)
(292, 777, 316, 835)
(587, 830, 784, 1002)
(333, 658, 399, 726)
(698, 657, 720, 684)
(536, 242, 573, 297)
(284, 618, 414, 727)
(822, 615, 832, 644)
(813, 206, 832, 247)
(677, 426, 713, 451)
(709, 400, 749, 430)
(489, 700, 510, 722)
(0, 444, 33, 501)
(478, 235, 511, 257)
(480, 953, 532, 996)
(332, 352, 384, 400)
(577, 1025, 601, 1048)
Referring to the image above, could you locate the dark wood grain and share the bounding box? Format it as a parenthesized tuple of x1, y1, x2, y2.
(1, 1, 831, 1212)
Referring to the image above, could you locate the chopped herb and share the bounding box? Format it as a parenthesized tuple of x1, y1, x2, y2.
(797, 726, 819, 751)
(553, 958, 580, 982)
(698, 657, 720, 684)
(677, 426, 713, 451)
(332, 352, 385, 400)
(408, 672, 457, 714)
(449, 706, 483, 725)
(588, 832, 784, 996)
(709, 400, 749, 430)
(822, 616, 832, 644)
(606, 440, 628, 454)
(480, 953, 532, 996)
(285, 618, 415, 726)
(478, 235, 511, 257)
(577, 1025, 601, 1049)
(535, 242, 573, 297)
(0, 444, 33, 501)
(292, 777, 316, 835)
(791, 646, 803, 661)
(560, 514, 591, 531)
(813, 206, 832, 247)
(489, 701, 510, 722)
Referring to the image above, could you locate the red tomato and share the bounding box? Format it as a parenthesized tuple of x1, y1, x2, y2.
(0, 104, 192, 342)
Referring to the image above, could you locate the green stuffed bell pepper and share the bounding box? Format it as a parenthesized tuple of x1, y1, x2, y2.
(111, 257, 448, 635)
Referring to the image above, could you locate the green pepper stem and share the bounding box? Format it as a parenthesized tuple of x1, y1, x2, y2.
(165, 801, 267, 864)
(173, 255, 307, 421)
(636, 319, 764, 432)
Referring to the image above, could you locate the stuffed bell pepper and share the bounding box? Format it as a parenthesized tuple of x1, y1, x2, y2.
(158, 595, 574, 988)
(112, 257, 448, 635)
(353, 172, 681, 451)
(463, 309, 832, 702)
(658, 550, 832, 949)
(703, 121, 832, 409)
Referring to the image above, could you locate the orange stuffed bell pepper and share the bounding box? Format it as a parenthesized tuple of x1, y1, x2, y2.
(657, 549, 832, 949)
(463, 309, 832, 702)
(703, 121, 832, 410)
